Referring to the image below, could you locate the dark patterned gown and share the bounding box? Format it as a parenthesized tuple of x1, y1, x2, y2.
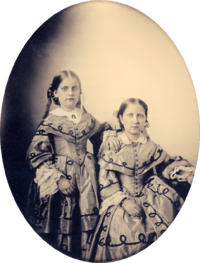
(26, 108, 104, 260)
(86, 132, 194, 262)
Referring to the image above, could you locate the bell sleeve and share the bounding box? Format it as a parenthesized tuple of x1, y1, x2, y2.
(98, 169, 128, 214)
(34, 160, 64, 198)
(98, 145, 130, 214)
(26, 127, 64, 198)
(148, 144, 195, 183)
(26, 126, 55, 169)
(139, 142, 195, 184)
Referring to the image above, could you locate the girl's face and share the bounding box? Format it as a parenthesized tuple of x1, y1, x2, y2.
(120, 103, 147, 138)
(54, 77, 80, 111)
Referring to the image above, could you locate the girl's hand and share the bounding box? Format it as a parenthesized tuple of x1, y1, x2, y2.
(106, 136, 122, 153)
(102, 122, 113, 131)
(57, 177, 76, 196)
(122, 199, 143, 218)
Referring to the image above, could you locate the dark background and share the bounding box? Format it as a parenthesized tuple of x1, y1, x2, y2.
(0, 0, 200, 263)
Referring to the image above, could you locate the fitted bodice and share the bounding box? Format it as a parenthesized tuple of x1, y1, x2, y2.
(119, 173, 146, 197)
(26, 112, 102, 168)
(99, 137, 164, 177)
(53, 131, 88, 164)
(98, 133, 170, 199)
(118, 141, 153, 196)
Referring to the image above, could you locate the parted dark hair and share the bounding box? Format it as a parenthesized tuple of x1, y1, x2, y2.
(43, 70, 82, 119)
(117, 98, 148, 130)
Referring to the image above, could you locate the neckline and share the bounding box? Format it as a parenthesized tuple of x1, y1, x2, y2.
(120, 132, 147, 145)
(49, 107, 82, 116)
(49, 107, 83, 125)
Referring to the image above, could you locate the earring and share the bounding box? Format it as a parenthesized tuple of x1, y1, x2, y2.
(145, 121, 150, 128)
(54, 97, 60, 105)
(48, 88, 52, 97)
(51, 90, 60, 105)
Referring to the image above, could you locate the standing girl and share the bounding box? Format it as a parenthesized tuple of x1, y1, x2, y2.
(26, 70, 119, 260)
(87, 98, 194, 262)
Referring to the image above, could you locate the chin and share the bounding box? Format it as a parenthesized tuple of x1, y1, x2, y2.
(130, 131, 140, 136)
(66, 103, 75, 107)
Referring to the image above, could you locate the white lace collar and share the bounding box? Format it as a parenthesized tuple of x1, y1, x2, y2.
(49, 107, 83, 124)
(119, 132, 147, 145)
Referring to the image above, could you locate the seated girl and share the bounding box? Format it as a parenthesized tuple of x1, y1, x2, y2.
(86, 98, 194, 262)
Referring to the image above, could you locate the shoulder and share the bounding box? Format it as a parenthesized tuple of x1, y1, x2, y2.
(147, 139, 164, 152)
(140, 138, 162, 155)
(82, 111, 92, 118)
(98, 147, 135, 175)
(146, 138, 157, 148)
(81, 111, 95, 121)
(40, 114, 69, 128)
(80, 112, 101, 128)
(43, 114, 68, 125)
(36, 114, 73, 137)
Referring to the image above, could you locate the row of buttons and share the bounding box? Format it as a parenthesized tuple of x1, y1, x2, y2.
(74, 125, 82, 163)
(133, 144, 139, 195)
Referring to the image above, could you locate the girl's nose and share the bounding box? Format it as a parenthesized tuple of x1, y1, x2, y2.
(132, 116, 139, 123)
(67, 87, 73, 95)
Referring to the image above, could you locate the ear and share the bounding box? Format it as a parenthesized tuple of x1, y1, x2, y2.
(53, 90, 57, 97)
(113, 110, 118, 118)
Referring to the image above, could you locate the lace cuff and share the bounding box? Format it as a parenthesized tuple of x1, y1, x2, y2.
(99, 191, 128, 214)
(169, 166, 195, 182)
(34, 160, 64, 198)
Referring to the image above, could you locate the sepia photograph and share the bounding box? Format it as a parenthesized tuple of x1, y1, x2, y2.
(1, 0, 199, 263)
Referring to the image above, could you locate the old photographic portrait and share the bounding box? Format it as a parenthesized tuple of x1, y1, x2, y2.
(1, 1, 199, 263)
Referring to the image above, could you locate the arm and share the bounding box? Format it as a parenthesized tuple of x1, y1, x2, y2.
(162, 156, 195, 185)
(34, 160, 76, 198)
(93, 129, 123, 158)
(34, 160, 63, 198)
(148, 143, 195, 185)
(99, 169, 128, 214)
(98, 142, 143, 216)
(89, 116, 121, 156)
(102, 129, 122, 153)
(99, 169, 142, 217)
(26, 127, 75, 198)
